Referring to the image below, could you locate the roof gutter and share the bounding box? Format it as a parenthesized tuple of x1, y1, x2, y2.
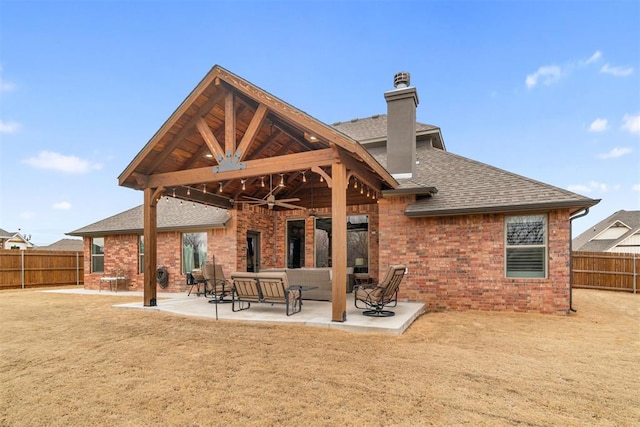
(569, 208, 590, 313)
(405, 200, 599, 218)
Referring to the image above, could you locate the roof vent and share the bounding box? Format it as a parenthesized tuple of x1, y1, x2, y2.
(393, 72, 410, 88)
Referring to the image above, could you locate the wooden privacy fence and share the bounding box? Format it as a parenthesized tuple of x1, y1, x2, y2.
(0, 249, 83, 290)
(572, 251, 638, 293)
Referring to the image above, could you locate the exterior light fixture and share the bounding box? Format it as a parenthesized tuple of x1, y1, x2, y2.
(241, 179, 246, 190)
(261, 176, 265, 187)
(279, 173, 285, 187)
(219, 182, 223, 193)
(203, 184, 207, 194)
(302, 171, 307, 183)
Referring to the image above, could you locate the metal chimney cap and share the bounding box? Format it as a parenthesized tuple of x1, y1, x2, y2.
(394, 72, 410, 88)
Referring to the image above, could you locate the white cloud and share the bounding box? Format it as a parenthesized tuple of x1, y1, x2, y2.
(567, 181, 609, 194)
(621, 113, 640, 135)
(52, 201, 72, 210)
(597, 147, 632, 159)
(23, 151, 103, 174)
(632, 184, 640, 192)
(585, 50, 602, 64)
(526, 65, 562, 89)
(0, 120, 21, 134)
(588, 118, 608, 132)
(601, 64, 634, 77)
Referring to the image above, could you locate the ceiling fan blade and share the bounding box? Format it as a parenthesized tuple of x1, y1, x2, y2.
(277, 198, 301, 203)
(242, 196, 266, 202)
(276, 201, 306, 210)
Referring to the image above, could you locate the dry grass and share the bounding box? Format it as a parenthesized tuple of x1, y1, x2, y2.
(1, 288, 638, 426)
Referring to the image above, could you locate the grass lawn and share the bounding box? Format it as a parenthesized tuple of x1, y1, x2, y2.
(1, 288, 638, 426)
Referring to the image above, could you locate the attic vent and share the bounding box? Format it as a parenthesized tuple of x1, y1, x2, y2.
(394, 72, 410, 88)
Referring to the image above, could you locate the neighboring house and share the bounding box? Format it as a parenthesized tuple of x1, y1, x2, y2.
(573, 210, 640, 254)
(0, 228, 34, 250)
(69, 66, 598, 315)
(41, 238, 85, 252)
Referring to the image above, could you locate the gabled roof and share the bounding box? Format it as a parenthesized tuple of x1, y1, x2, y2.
(41, 239, 84, 252)
(68, 198, 230, 237)
(0, 228, 13, 239)
(573, 210, 640, 252)
(333, 114, 445, 149)
(118, 65, 397, 210)
(367, 142, 598, 216)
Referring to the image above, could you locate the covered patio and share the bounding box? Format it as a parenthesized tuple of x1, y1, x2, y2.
(118, 65, 399, 322)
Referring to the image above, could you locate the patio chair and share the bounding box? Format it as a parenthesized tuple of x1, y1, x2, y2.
(187, 268, 206, 296)
(230, 272, 261, 312)
(256, 272, 302, 316)
(354, 264, 406, 317)
(202, 263, 231, 303)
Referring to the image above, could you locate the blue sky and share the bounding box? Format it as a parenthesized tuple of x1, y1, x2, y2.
(1, 0, 638, 245)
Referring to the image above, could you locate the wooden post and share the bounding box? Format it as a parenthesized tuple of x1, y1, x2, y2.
(331, 162, 347, 322)
(143, 187, 158, 306)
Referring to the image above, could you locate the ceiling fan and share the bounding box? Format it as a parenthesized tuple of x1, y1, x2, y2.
(241, 175, 304, 210)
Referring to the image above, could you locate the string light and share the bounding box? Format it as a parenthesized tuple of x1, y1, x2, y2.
(261, 176, 265, 187)
(360, 186, 364, 195)
(203, 184, 207, 194)
(302, 171, 307, 183)
(354, 179, 358, 189)
(219, 182, 223, 193)
(187, 187, 191, 196)
(172, 188, 176, 197)
(279, 173, 285, 187)
(366, 188, 370, 198)
(320, 174, 324, 183)
(241, 179, 246, 190)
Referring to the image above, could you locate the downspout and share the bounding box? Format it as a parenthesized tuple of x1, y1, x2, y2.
(569, 208, 590, 312)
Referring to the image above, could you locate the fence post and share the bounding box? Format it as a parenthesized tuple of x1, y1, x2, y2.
(634, 252, 637, 294)
(21, 250, 25, 289)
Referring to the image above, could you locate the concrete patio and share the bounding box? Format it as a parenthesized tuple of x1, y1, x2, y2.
(44, 288, 425, 335)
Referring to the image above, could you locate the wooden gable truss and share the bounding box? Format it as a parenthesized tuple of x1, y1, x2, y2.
(119, 65, 397, 322)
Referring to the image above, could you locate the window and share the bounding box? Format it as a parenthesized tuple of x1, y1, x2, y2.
(91, 237, 104, 273)
(505, 215, 547, 278)
(314, 216, 369, 269)
(182, 232, 207, 274)
(138, 236, 144, 274)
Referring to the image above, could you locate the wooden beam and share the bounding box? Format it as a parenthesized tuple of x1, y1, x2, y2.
(196, 118, 225, 161)
(225, 91, 236, 155)
(336, 147, 383, 191)
(311, 166, 332, 188)
(236, 103, 268, 161)
(144, 90, 225, 175)
(331, 162, 347, 322)
(147, 148, 337, 188)
(143, 188, 158, 307)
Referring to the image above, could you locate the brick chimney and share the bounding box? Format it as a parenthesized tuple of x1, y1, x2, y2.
(384, 72, 418, 179)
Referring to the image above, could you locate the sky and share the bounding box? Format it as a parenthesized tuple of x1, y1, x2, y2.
(0, 0, 638, 246)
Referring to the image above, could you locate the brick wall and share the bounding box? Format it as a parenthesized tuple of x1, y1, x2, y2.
(378, 196, 573, 315)
(82, 197, 573, 314)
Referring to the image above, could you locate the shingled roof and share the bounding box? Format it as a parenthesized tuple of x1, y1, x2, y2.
(68, 198, 230, 237)
(333, 114, 444, 149)
(366, 142, 598, 216)
(572, 210, 640, 252)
